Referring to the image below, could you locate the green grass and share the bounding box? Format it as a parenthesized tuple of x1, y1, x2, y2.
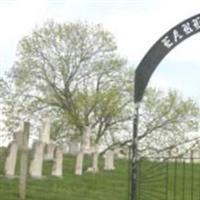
(0, 151, 130, 200)
(1, 150, 200, 200)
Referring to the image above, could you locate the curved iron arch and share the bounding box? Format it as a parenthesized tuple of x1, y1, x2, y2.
(134, 13, 200, 103)
(131, 14, 200, 200)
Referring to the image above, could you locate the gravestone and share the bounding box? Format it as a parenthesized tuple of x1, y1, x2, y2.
(75, 126, 97, 175)
(104, 150, 115, 170)
(4, 141, 18, 177)
(44, 143, 56, 160)
(81, 126, 91, 153)
(40, 116, 50, 144)
(68, 141, 80, 155)
(52, 147, 63, 177)
(191, 150, 200, 163)
(86, 145, 99, 173)
(92, 145, 99, 172)
(75, 152, 84, 175)
(13, 122, 26, 147)
(14, 131, 22, 147)
(19, 122, 30, 200)
(29, 141, 45, 178)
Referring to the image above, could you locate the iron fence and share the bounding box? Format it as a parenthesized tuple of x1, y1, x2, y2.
(138, 155, 200, 200)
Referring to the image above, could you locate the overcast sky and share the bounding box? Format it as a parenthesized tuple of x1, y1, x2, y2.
(1, 0, 200, 101)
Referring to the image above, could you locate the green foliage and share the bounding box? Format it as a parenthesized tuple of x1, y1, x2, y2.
(0, 20, 199, 155)
(0, 21, 131, 143)
(140, 88, 200, 156)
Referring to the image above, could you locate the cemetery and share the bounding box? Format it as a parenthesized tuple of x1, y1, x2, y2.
(0, 115, 200, 200)
(0, 1, 200, 199)
(0, 117, 131, 200)
(1, 118, 123, 179)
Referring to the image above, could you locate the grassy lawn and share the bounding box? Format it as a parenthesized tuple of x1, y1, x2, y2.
(1, 150, 200, 200)
(0, 152, 130, 200)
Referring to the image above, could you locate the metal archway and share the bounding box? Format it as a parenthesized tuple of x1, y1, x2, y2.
(131, 13, 200, 200)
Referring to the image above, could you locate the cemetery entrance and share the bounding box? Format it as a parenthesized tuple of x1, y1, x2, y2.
(132, 13, 200, 200)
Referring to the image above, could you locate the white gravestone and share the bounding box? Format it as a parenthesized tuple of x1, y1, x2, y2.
(52, 147, 63, 177)
(104, 150, 115, 170)
(191, 150, 200, 163)
(19, 121, 30, 200)
(13, 122, 25, 147)
(29, 141, 45, 178)
(75, 152, 84, 175)
(68, 141, 80, 155)
(87, 145, 99, 173)
(92, 145, 99, 173)
(44, 143, 56, 160)
(81, 126, 91, 154)
(40, 116, 50, 144)
(14, 131, 22, 147)
(4, 141, 18, 177)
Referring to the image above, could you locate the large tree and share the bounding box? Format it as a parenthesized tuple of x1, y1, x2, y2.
(0, 21, 132, 145)
(0, 21, 199, 157)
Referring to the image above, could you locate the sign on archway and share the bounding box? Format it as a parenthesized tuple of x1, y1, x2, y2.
(131, 13, 200, 200)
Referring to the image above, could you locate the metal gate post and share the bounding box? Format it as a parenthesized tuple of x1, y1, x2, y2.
(131, 103, 140, 200)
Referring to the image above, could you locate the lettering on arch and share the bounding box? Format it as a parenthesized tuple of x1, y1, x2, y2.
(134, 14, 200, 103)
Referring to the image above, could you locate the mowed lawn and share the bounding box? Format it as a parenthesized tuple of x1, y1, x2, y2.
(1, 150, 200, 200)
(0, 152, 130, 200)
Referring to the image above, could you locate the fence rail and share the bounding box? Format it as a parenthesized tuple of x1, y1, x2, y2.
(138, 155, 200, 200)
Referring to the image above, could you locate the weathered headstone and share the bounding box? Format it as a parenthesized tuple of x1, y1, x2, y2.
(14, 131, 22, 147)
(44, 143, 56, 160)
(104, 150, 115, 170)
(191, 150, 200, 163)
(19, 122, 30, 200)
(52, 147, 63, 177)
(40, 116, 50, 144)
(81, 126, 91, 153)
(4, 140, 18, 177)
(92, 145, 99, 172)
(29, 141, 45, 178)
(86, 145, 99, 173)
(75, 152, 84, 175)
(68, 141, 80, 155)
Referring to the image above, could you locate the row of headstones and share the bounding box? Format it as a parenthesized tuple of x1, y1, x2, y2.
(4, 118, 116, 178)
(4, 116, 63, 178)
(4, 140, 63, 178)
(75, 148, 115, 175)
(74, 126, 115, 175)
(4, 121, 115, 177)
(4, 139, 116, 178)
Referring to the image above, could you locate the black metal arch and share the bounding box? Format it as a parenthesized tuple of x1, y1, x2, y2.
(134, 13, 200, 103)
(131, 13, 200, 200)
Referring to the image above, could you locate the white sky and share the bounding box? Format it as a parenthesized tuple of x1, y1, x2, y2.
(1, 0, 200, 100)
